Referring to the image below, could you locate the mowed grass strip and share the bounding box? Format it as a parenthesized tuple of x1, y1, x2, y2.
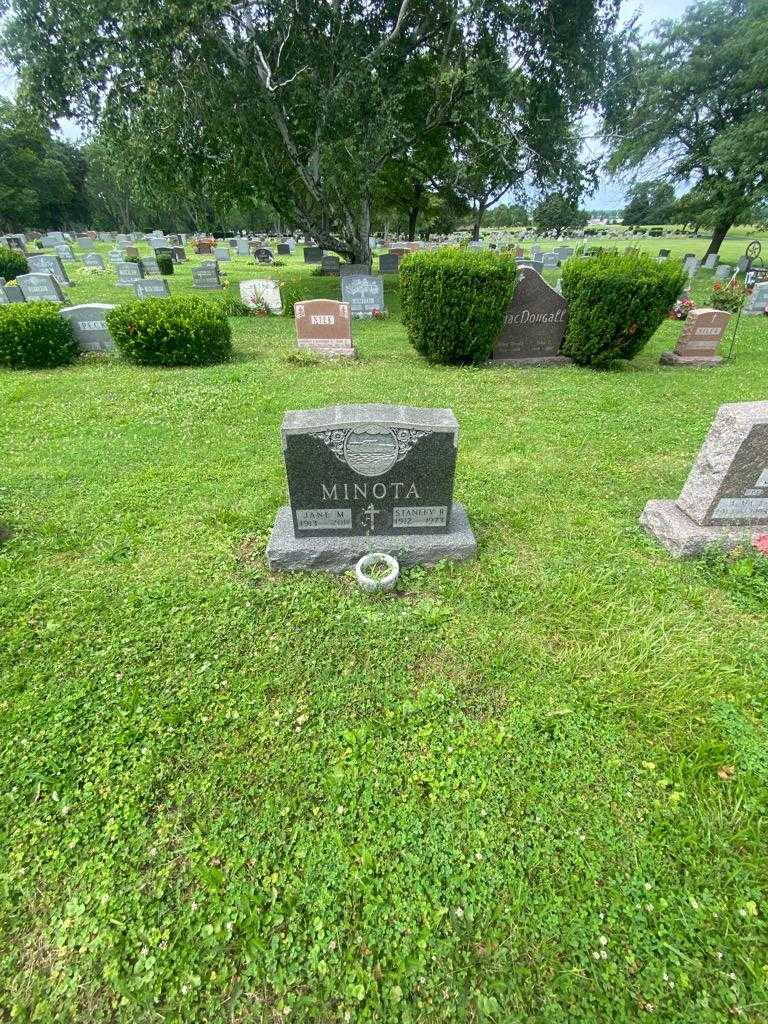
(0, 238, 767, 1022)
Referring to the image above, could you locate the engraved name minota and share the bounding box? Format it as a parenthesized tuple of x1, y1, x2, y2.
(320, 481, 420, 501)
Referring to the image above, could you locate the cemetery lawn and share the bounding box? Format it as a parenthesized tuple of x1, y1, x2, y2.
(2, 242, 768, 1023)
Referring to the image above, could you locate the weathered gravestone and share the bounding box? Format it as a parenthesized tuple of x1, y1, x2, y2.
(254, 247, 274, 265)
(321, 255, 340, 276)
(660, 308, 730, 366)
(171, 247, 186, 264)
(3, 284, 24, 303)
(108, 249, 125, 264)
(745, 268, 768, 290)
(236, 238, 249, 256)
(492, 267, 570, 365)
(266, 404, 477, 571)
(59, 303, 116, 352)
(134, 278, 171, 299)
(83, 253, 105, 270)
(195, 240, 213, 255)
(714, 265, 733, 282)
(214, 246, 231, 262)
(339, 263, 373, 279)
(378, 253, 400, 274)
(16, 273, 65, 303)
(115, 262, 144, 287)
(641, 402, 768, 557)
(341, 274, 385, 317)
(540, 253, 559, 269)
(703, 253, 719, 269)
(240, 278, 282, 313)
(28, 254, 70, 286)
(516, 259, 543, 275)
(140, 256, 160, 275)
(192, 263, 221, 290)
(77, 237, 95, 251)
(125, 246, 140, 261)
(277, 243, 291, 256)
(744, 281, 768, 316)
(294, 299, 355, 358)
(658, 249, 671, 258)
(303, 246, 323, 264)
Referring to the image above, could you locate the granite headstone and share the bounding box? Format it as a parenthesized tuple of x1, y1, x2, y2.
(492, 267, 570, 365)
(59, 303, 116, 352)
(134, 278, 171, 299)
(294, 299, 355, 358)
(341, 275, 385, 317)
(16, 273, 65, 303)
(660, 308, 730, 366)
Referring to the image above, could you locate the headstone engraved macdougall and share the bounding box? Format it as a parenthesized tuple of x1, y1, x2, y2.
(266, 404, 477, 571)
(660, 307, 730, 366)
(294, 299, 355, 357)
(641, 401, 768, 557)
(492, 267, 570, 365)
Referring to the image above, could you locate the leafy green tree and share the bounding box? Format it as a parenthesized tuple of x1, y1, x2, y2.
(3, 0, 618, 262)
(485, 204, 529, 228)
(603, 0, 768, 255)
(621, 181, 676, 225)
(533, 193, 588, 233)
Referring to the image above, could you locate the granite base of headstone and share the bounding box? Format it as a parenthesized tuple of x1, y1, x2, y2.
(641, 401, 768, 557)
(266, 404, 477, 572)
(660, 308, 730, 366)
(492, 267, 570, 366)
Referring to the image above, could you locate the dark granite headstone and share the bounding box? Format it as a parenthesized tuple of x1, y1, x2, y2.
(321, 255, 340, 275)
(254, 247, 274, 264)
(303, 246, 323, 264)
(116, 261, 144, 287)
(266, 404, 477, 570)
(134, 278, 171, 299)
(378, 253, 400, 274)
(658, 249, 671, 258)
(492, 267, 569, 365)
(16, 273, 65, 303)
(171, 247, 186, 264)
(340, 275, 385, 317)
(277, 243, 291, 256)
(59, 303, 116, 352)
(192, 263, 221, 290)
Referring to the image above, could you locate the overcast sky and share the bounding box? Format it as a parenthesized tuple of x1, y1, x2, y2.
(1, 0, 694, 211)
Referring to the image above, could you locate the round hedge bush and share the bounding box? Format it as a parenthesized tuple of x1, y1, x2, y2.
(400, 248, 517, 364)
(561, 251, 687, 368)
(0, 302, 78, 369)
(0, 245, 29, 282)
(106, 295, 233, 367)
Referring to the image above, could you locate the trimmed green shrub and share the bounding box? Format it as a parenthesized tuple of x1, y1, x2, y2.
(0, 246, 29, 281)
(157, 254, 174, 275)
(561, 251, 686, 367)
(400, 249, 517, 364)
(106, 296, 232, 367)
(0, 301, 78, 369)
(279, 278, 304, 317)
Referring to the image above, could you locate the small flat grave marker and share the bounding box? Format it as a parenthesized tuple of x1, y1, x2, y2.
(341, 274, 385, 317)
(134, 278, 170, 299)
(266, 403, 477, 571)
(59, 303, 116, 352)
(294, 299, 354, 357)
(641, 402, 768, 556)
(660, 307, 730, 366)
(492, 267, 570, 365)
(16, 273, 65, 303)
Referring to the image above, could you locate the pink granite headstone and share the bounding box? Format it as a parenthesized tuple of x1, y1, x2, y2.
(294, 299, 355, 358)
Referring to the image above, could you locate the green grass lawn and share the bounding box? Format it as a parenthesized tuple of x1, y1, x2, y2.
(1, 236, 768, 1023)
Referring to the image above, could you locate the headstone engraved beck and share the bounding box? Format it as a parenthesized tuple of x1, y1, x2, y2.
(240, 278, 282, 313)
(116, 261, 144, 287)
(492, 267, 570, 365)
(16, 273, 65, 303)
(266, 404, 477, 571)
(295, 299, 355, 357)
(341, 274, 385, 317)
(134, 278, 171, 299)
(641, 402, 768, 557)
(660, 308, 730, 366)
(59, 303, 116, 352)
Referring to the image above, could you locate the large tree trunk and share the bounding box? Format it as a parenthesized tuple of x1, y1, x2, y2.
(472, 202, 486, 241)
(407, 205, 419, 241)
(705, 218, 732, 257)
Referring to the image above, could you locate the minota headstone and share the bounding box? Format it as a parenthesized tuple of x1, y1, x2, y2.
(240, 278, 282, 314)
(266, 404, 477, 571)
(641, 402, 768, 557)
(16, 273, 65, 303)
(340, 274, 385, 317)
(59, 303, 116, 352)
(660, 308, 730, 366)
(294, 299, 355, 358)
(492, 267, 570, 365)
(134, 278, 171, 300)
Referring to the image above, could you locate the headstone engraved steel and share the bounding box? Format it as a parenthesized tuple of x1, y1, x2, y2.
(266, 404, 477, 571)
(340, 274, 385, 317)
(492, 267, 570, 365)
(660, 308, 730, 366)
(641, 402, 768, 557)
(16, 273, 65, 303)
(294, 299, 355, 357)
(59, 303, 116, 352)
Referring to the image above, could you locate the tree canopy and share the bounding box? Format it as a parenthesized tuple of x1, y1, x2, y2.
(621, 181, 676, 226)
(2, 0, 619, 258)
(602, 0, 768, 253)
